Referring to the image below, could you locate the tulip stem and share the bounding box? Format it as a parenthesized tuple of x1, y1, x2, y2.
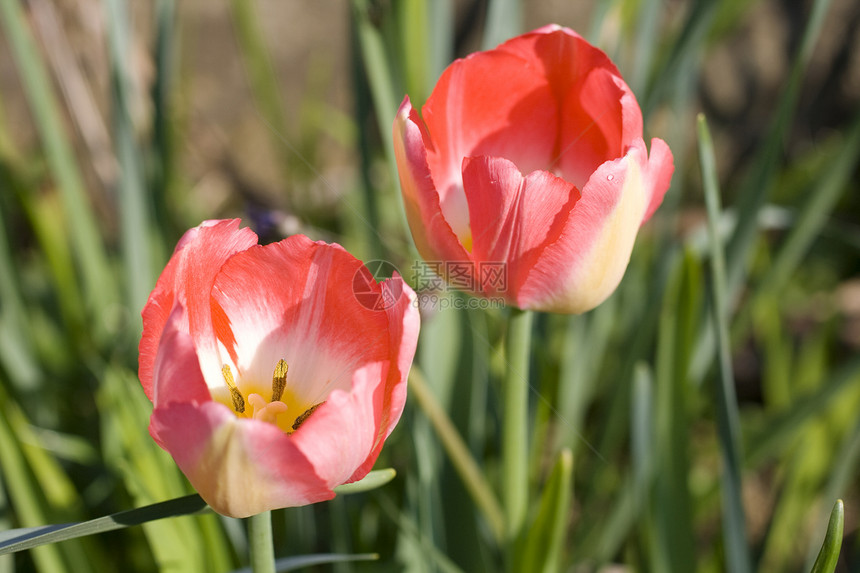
(248, 510, 275, 573)
(502, 307, 533, 541)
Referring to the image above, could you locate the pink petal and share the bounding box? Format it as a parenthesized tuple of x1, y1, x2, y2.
(139, 220, 258, 399)
(393, 98, 472, 260)
(151, 305, 212, 407)
(348, 277, 419, 480)
(420, 51, 558, 239)
(150, 401, 331, 518)
(290, 364, 383, 489)
(462, 156, 579, 302)
(148, 309, 331, 517)
(641, 138, 675, 221)
(496, 26, 643, 187)
(519, 142, 654, 313)
(210, 236, 417, 422)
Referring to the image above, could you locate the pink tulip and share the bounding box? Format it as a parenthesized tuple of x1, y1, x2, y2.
(393, 25, 674, 313)
(138, 219, 419, 517)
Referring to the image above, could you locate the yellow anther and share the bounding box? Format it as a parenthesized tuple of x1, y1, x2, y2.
(221, 364, 245, 414)
(292, 402, 325, 432)
(272, 359, 288, 402)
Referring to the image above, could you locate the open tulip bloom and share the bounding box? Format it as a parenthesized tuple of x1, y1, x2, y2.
(138, 220, 419, 517)
(394, 24, 674, 313)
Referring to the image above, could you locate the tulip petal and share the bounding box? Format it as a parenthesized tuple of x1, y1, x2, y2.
(139, 219, 258, 399)
(150, 401, 331, 518)
(351, 279, 418, 480)
(289, 364, 382, 489)
(559, 67, 643, 187)
(209, 236, 403, 415)
(462, 156, 579, 301)
(151, 305, 212, 407)
(148, 308, 331, 517)
(496, 25, 643, 187)
(641, 138, 674, 221)
(141, 221, 419, 517)
(420, 51, 557, 240)
(392, 25, 674, 314)
(519, 145, 651, 313)
(394, 99, 473, 260)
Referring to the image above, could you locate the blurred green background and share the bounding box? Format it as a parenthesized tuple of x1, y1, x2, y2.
(0, 0, 859, 571)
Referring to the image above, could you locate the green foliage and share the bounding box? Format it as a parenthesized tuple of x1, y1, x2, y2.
(0, 0, 858, 570)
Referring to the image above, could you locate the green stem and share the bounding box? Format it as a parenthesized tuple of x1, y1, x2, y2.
(502, 307, 533, 540)
(248, 511, 275, 573)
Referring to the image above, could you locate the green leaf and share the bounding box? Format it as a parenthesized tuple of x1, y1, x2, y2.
(649, 251, 698, 572)
(810, 500, 844, 573)
(698, 113, 751, 573)
(515, 449, 573, 573)
(334, 468, 397, 496)
(231, 553, 379, 573)
(0, 494, 207, 556)
(0, 445, 393, 559)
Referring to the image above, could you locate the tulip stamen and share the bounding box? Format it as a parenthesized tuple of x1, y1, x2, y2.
(221, 364, 246, 414)
(272, 359, 288, 402)
(292, 402, 325, 432)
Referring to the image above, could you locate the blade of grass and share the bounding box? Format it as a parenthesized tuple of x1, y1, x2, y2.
(756, 109, 860, 297)
(427, 0, 453, 82)
(650, 250, 699, 572)
(810, 500, 844, 573)
(482, 0, 521, 50)
(514, 449, 573, 573)
(98, 364, 221, 571)
(555, 298, 615, 457)
(408, 367, 505, 542)
(377, 494, 465, 573)
(333, 469, 397, 495)
(0, 0, 116, 322)
(351, 0, 410, 249)
(628, 0, 662, 95)
(349, 26, 385, 259)
(150, 0, 177, 240)
(631, 364, 655, 514)
(352, 0, 399, 169)
(723, 0, 833, 294)
(228, 0, 297, 194)
(231, 553, 379, 573)
(806, 417, 860, 569)
(698, 114, 750, 573)
(104, 0, 154, 315)
(746, 354, 860, 466)
(397, 0, 430, 106)
(28, 0, 116, 192)
(642, 0, 717, 116)
(0, 494, 208, 556)
(0, 162, 40, 389)
(0, 381, 67, 572)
